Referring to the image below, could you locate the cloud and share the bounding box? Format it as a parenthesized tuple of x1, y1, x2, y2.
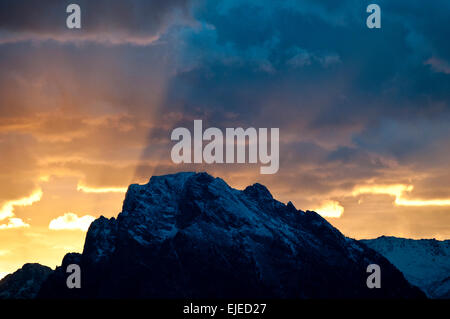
(0, 189, 42, 230)
(287, 48, 341, 68)
(49, 212, 95, 231)
(312, 200, 344, 218)
(0, 0, 193, 45)
(0, 189, 42, 221)
(352, 183, 450, 207)
(0, 218, 30, 230)
(425, 57, 450, 74)
(77, 183, 127, 194)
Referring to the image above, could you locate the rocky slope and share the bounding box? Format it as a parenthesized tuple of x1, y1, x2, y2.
(0, 263, 52, 299)
(38, 172, 424, 298)
(362, 236, 450, 298)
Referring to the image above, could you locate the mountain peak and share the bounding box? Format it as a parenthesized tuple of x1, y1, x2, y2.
(244, 183, 273, 201)
(38, 172, 425, 299)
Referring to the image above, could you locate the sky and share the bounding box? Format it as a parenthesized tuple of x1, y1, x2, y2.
(0, 0, 450, 278)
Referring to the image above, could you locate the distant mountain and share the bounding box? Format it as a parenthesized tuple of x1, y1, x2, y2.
(0, 263, 52, 299)
(38, 172, 424, 298)
(362, 236, 450, 299)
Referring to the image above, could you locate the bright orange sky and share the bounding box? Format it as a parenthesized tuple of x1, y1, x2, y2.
(1, 0, 450, 279)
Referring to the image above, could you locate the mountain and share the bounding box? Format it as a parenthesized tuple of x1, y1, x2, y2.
(38, 172, 424, 298)
(0, 263, 52, 299)
(362, 236, 450, 299)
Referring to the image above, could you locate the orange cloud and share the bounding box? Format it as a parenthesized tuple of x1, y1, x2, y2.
(49, 213, 95, 231)
(0, 189, 42, 229)
(312, 200, 344, 218)
(0, 218, 30, 230)
(352, 184, 450, 207)
(76, 183, 128, 194)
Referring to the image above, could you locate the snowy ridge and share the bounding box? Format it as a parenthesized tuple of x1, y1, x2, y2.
(362, 236, 450, 298)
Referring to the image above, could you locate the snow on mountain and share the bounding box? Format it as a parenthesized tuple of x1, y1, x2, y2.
(39, 173, 424, 298)
(362, 236, 450, 298)
(36, 172, 424, 298)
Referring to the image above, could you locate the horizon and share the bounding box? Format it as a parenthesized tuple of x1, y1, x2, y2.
(1, 0, 450, 280)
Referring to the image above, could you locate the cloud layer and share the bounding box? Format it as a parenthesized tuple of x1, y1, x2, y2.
(0, 0, 193, 45)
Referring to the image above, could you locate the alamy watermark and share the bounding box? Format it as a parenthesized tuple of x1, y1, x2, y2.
(66, 264, 81, 289)
(366, 264, 381, 288)
(170, 120, 279, 174)
(64, 3, 380, 30)
(66, 4, 81, 29)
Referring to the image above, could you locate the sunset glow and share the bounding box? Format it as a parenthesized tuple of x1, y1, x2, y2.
(48, 213, 95, 231)
(77, 183, 128, 194)
(0, 189, 43, 221)
(0, 0, 449, 280)
(313, 200, 344, 218)
(353, 184, 450, 207)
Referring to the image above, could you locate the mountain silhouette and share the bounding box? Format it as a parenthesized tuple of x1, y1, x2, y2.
(36, 172, 423, 298)
(0, 263, 52, 299)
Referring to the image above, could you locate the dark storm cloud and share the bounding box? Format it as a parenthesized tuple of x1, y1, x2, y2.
(354, 116, 450, 167)
(129, 0, 450, 205)
(0, 0, 192, 44)
(152, 0, 450, 155)
(163, 0, 450, 117)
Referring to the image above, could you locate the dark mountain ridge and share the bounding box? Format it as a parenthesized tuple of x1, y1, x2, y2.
(0, 263, 52, 299)
(36, 172, 423, 298)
